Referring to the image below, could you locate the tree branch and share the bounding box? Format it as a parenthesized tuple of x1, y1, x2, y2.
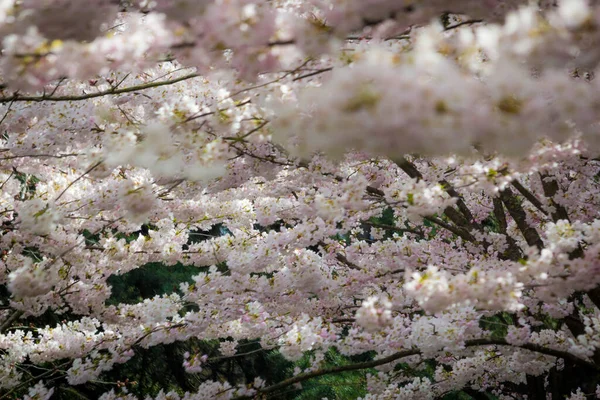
(394, 157, 476, 231)
(539, 173, 569, 223)
(235, 338, 596, 399)
(0, 73, 199, 103)
(511, 180, 549, 217)
(0, 310, 24, 334)
(493, 197, 523, 261)
(499, 188, 544, 250)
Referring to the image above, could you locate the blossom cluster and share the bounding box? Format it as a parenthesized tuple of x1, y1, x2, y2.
(1, 0, 600, 399)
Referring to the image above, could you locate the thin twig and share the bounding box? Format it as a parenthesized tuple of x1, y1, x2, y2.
(55, 162, 101, 203)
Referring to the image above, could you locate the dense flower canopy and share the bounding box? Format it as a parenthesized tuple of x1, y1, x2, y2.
(2, 0, 600, 399)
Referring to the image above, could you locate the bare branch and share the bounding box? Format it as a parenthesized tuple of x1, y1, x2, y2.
(0, 310, 24, 334)
(499, 188, 544, 250)
(0, 73, 200, 103)
(511, 180, 549, 217)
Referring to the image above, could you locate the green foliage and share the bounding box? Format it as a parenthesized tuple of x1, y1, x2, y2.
(481, 214, 501, 234)
(106, 262, 205, 305)
(422, 216, 439, 238)
(12, 169, 39, 200)
(106, 224, 224, 305)
(375, 207, 395, 226)
(479, 313, 513, 339)
(94, 340, 217, 398)
(285, 348, 371, 400)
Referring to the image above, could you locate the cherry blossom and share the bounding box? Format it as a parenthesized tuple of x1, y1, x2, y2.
(1, 0, 600, 399)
